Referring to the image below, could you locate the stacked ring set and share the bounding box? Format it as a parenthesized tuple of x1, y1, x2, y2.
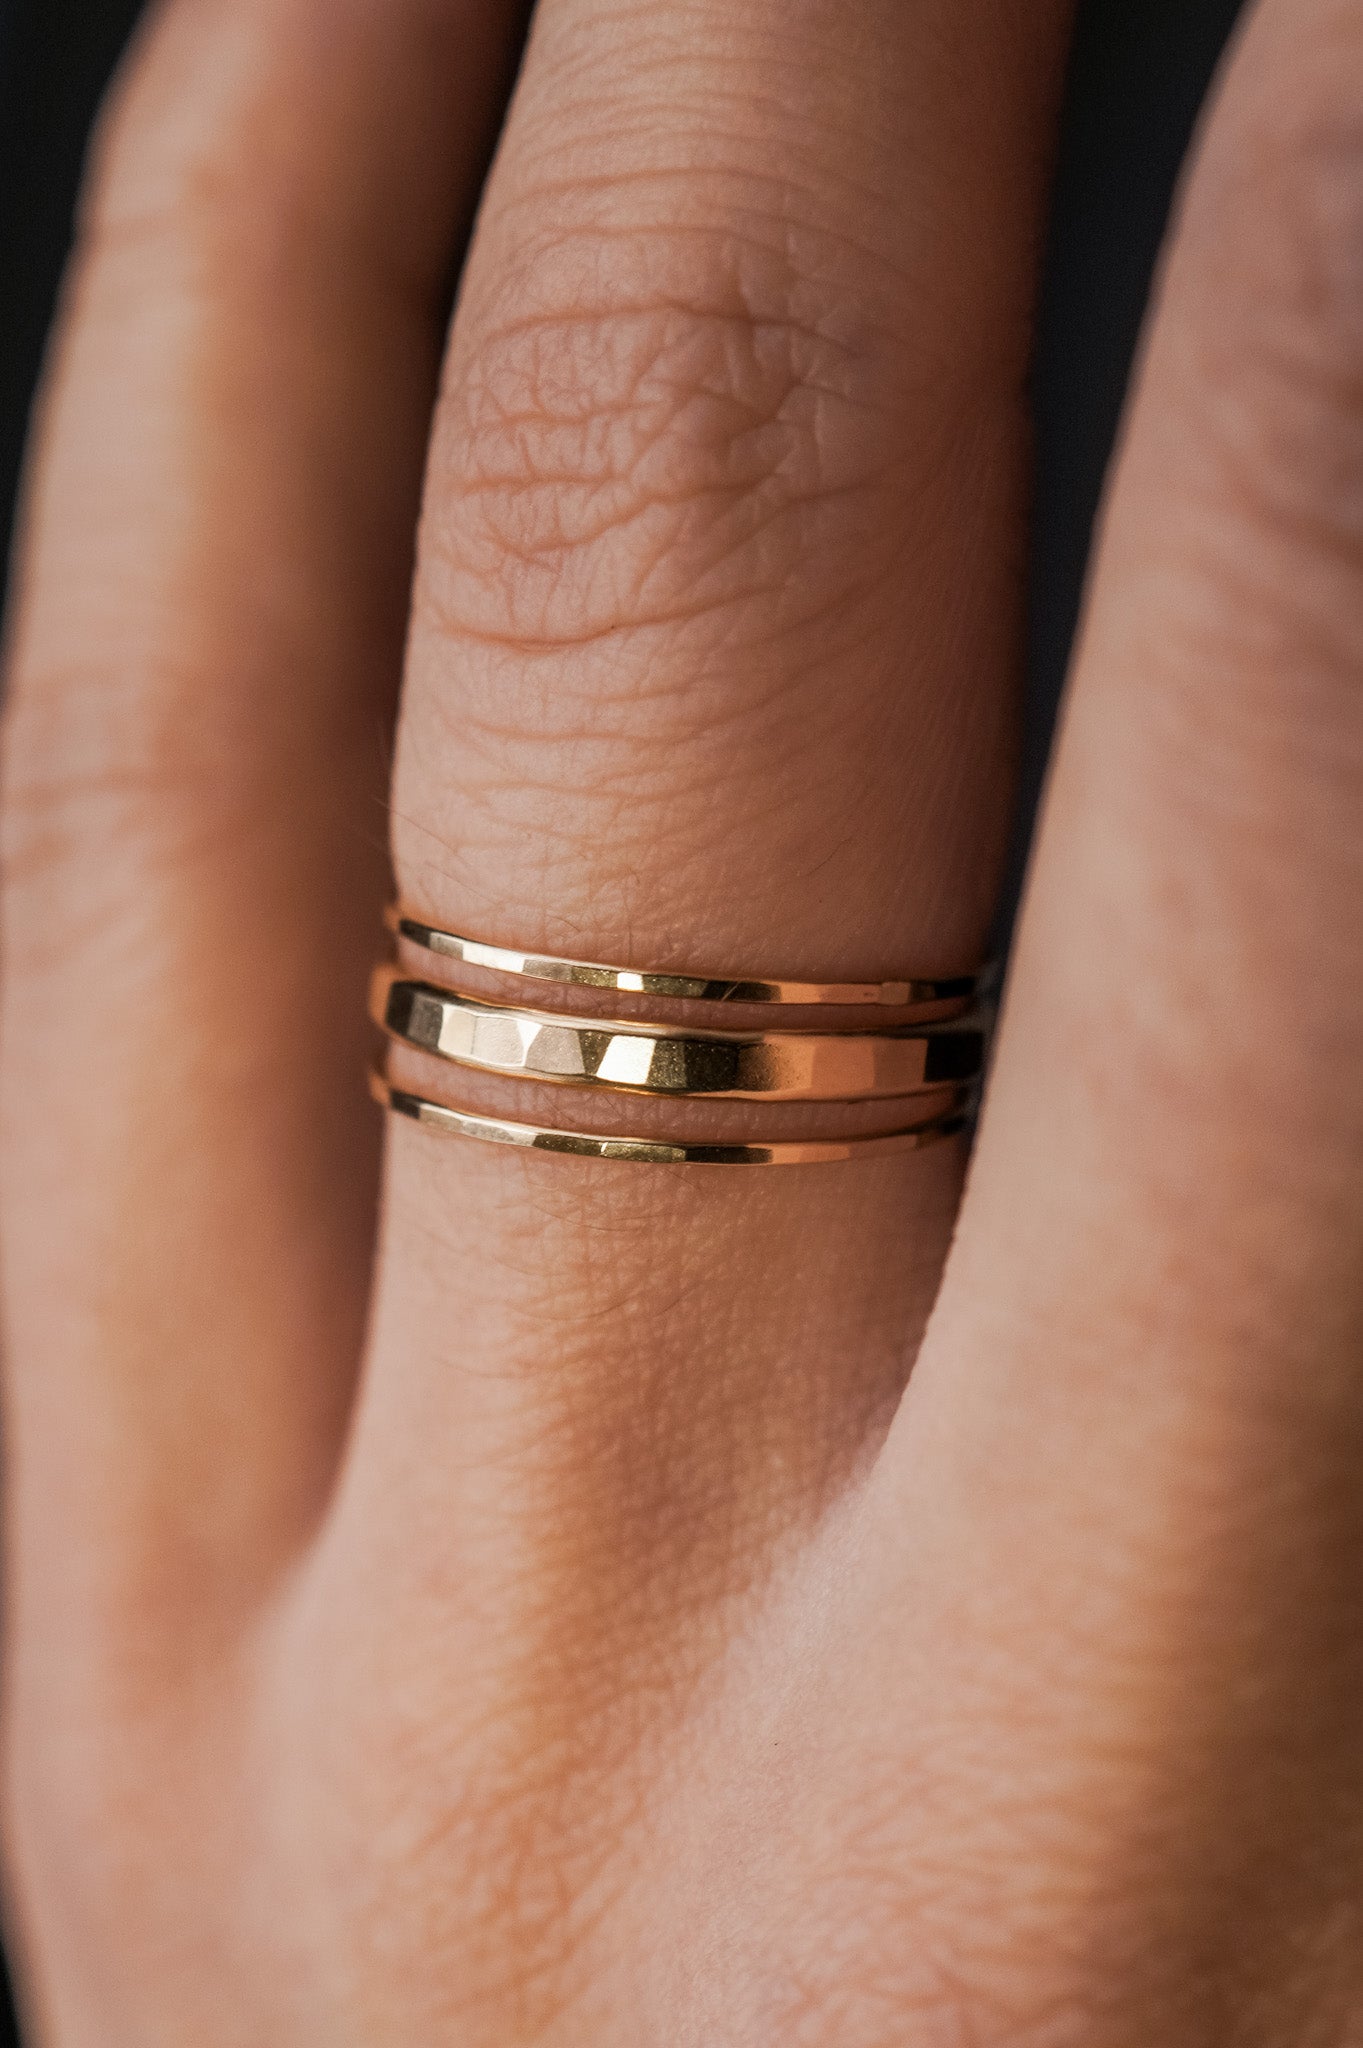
(370, 911, 990, 1167)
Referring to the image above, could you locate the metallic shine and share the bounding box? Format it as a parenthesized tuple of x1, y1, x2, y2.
(370, 1074, 967, 1166)
(371, 968, 985, 1103)
(389, 909, 986, 1012)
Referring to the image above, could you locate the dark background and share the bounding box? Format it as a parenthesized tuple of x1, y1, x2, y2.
(0, 0, 1244, 2037)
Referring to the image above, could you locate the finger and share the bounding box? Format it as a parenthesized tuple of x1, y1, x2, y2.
(0, 0, 523, 1631)
(334, 0, 1076, 1732)
(875, 0, 1363, 1979)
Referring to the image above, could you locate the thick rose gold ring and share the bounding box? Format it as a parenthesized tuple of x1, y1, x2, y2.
(371, 967, 984, 1104)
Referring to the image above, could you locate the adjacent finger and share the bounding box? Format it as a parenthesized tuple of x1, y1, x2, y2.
(0, 0, 523, 1637)
(872, 0, 1363, 1997)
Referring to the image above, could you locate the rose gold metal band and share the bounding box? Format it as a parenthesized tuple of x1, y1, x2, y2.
(371, 967, 985, 1104)
(388, 909, 986, 1013)
(371, 1075, 967, 1167)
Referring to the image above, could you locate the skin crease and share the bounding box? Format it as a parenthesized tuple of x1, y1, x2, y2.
(2, 0, 1363, 2044)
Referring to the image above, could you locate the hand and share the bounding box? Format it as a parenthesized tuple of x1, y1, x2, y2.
(4, 1, 1363, 2041)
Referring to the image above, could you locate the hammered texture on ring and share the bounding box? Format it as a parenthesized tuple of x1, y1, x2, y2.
(371, 967, 985, 1103)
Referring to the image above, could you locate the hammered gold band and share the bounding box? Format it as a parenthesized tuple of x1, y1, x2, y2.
(372, 967, 985, 1104)
(371, 1075, 967, 1166)
(389, 909, 985, 1013)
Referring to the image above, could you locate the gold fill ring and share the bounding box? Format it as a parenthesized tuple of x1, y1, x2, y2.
(371, 1075, 968, 1166)
(372, 969, 985, 1103)
(389, 910, 986, 1012)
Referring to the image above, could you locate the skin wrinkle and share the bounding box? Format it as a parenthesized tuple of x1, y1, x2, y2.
(309, 1756, 625, 2043)
(513, 2, 1045, 207)
(414, 517, 913, 665)
(411, 539, 900, 663)
(493, 156, 937, 240)
(3, 634, 379, 825)
(445, 389, 887, 534)
(420, 668, 846, 756)
(80, 18, 470, 318)
(423, 321, 880, 644)
(1174, 422, 1363, 663)
(485, 174, 974, 317)
(81, 139, 446, 328)
(413, 436, 978, 692)
(1107, 690, 1363, 1023)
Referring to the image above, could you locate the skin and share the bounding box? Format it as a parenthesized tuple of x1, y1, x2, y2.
(3, 0, 1363, 2038)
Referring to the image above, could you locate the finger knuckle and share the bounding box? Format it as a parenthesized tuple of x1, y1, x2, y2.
(76, 0, 343, 296)
(79, 8, 253, 256)
(1146, 4, 1363, 728)
(419, 207, 894, 656)
(0, 662, 262, 927)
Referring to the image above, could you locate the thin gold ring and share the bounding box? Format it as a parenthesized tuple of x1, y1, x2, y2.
(371, 1074, 967, 1165)
(389, 909, 986, 1012)
(372, 968, 985, 1103)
